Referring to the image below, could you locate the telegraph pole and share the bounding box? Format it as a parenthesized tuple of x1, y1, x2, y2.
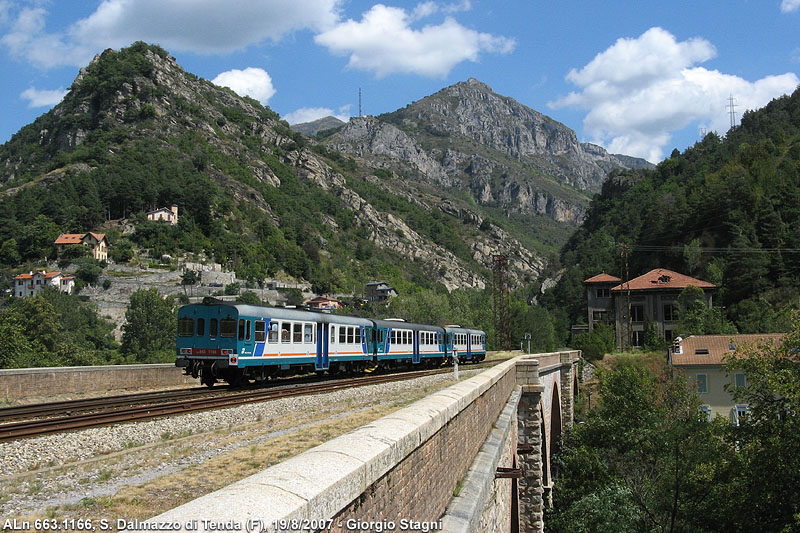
(620, 242, 631, 351)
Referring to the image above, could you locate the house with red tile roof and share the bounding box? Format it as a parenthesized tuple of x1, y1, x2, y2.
(584, 272, 622, 332)
(669, 333, 784, 423)
(584, 268, 716, 349)
(14, 270, 75, 298)
(54, 232, 108, 261)
(304, 295, 342, 310)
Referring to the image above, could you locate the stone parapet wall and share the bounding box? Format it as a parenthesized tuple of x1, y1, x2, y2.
(152, 359, 520, 532)
(0, 364, 194, 401)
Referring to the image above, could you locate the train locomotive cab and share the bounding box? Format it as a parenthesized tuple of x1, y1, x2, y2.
(176, 300, 240, 387)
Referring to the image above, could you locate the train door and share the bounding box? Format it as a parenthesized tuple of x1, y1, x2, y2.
(466, 334, 472, 359)
(238, 318, 254, 356)
(412, 330, 421, 364)
(315, 322, 329, 371)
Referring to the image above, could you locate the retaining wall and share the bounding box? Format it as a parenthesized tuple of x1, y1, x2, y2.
(0, 364, 194, 401)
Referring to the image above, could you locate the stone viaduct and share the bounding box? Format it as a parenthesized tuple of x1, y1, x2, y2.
(149, 351, 581, 533)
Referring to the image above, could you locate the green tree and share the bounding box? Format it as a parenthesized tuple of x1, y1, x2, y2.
(236, 290, 261, 306)
(720, 317, 800, 531)
(551, 363, 729, 533)
(573, 323, 616, 362)
(121, 288, 176, 362)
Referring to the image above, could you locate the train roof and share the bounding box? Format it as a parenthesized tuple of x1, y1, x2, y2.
(371, 318, 443, 332)
(444, 325, 485, 335)
(180, 300, 371, 326)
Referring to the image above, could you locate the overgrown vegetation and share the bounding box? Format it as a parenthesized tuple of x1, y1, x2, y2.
(550, 316, 800, 532)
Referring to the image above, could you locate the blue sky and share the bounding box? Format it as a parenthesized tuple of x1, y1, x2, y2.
(0, 1, 798, 163)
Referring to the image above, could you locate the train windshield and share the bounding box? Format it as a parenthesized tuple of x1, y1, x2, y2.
(178, 317, 194, 337)
(220, 318, 236, 338)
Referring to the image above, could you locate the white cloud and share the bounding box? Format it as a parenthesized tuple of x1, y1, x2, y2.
(781, 0, 800, 13)
(314, 4, 514, 78)
(211, 68, 276, 104)
(283, 106, 350, 125)
(551, 27, 800, 162)
(1, 0, 341, 68)
(20, 86, 68, 107)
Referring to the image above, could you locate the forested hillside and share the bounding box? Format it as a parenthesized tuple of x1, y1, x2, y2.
(541, 86, 800, 334)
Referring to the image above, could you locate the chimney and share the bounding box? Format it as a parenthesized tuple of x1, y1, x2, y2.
(171, 204, 178, 224)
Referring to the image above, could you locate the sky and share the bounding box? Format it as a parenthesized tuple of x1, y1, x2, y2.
(0, 1, 798, 163)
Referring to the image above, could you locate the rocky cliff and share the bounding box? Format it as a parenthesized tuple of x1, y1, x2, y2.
(326, 78, 652, 224)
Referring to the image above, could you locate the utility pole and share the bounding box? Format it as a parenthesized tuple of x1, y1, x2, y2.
(620, 242, 631, 351)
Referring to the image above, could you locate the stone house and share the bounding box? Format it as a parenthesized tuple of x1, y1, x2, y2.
(14, 270, 75, 298)
(669, 333, 784, 423)
(365, 281, 397, 303)
(55, 232, 109, 262)
(585, 268, 715, 348)
(147, 205, 179, 225)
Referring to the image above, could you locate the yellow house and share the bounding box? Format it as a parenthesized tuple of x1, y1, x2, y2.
(669, 333, 784, 423)
(54, 232, 108, 262)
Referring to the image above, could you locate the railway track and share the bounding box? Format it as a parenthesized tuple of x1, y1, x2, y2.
(0, 361, 501, 443)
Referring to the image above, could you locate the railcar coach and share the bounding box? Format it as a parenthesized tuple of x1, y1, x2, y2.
(176, 298, 487, 386)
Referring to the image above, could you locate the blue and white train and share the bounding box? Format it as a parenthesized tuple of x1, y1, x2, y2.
(175, 298, 487, 386)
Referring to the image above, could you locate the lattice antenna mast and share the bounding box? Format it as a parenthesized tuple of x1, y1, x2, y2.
(726, 94, 738, 129)
(359, 88, 362, 118)
(492, 254, 510, 351)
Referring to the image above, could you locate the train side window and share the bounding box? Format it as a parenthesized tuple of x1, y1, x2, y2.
(371, 329, 376, 343)
(339, 326, 347, 343)
(238, 319, 245, 341)
(220, 319, 236, 338)
(355, 327, 362, 344)
(255, 321, 266, 342)
(246, 320, 251, 341)
(331, 326, 336, 344)
(210, 319, 218, 338)
(196, 318, 205, 337)
(347, 327, 354, 344)
(178, 317, 194, 337)
(268, 323, 279, 343)
(281, 323, 291, 343)
(390, 330, 395, 344)
(304, 324, 313, 344)
(293, 322, 302, 343)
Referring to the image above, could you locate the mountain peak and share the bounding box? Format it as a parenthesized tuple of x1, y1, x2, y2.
(464, 77, 493, 92)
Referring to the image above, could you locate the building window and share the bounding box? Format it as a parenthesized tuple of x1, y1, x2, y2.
(700, 405, 712, 422)
(663, 303, 675, 321)
(631, 330, 645, 347)
(592, 310, 609, 322)
(664, 329, 673, 342)
(734, 373, 746, 389)
(696, 374, 708, 394)
(596, 287, 610, 298)
(631, 305, 645, 323)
